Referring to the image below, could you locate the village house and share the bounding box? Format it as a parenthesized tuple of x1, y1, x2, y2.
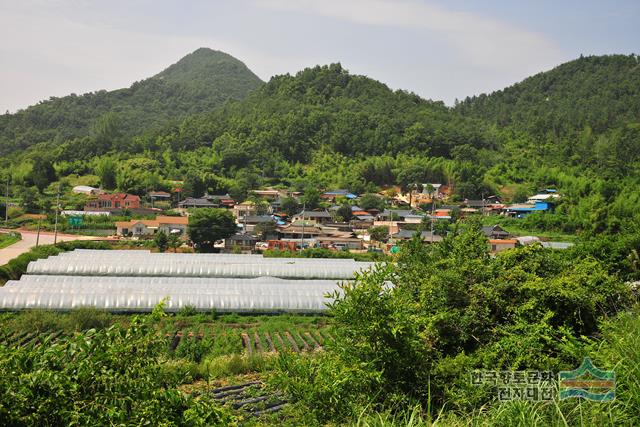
(274, 220, 360, 249)
(224, 233, 258, 253)
(240, 215, 277, 234)
(277, 221, 323, 240)
(320, 189, 358, 202)
(178, 194, 235, 209)
(503, 189, 560, 218)
(72, 185, 104, 195)
(377, 209, 415, 221)
(503, 201, 553, 218)
(431, 209, 452, 220)
(482, 225, 510, 240)
(179, 197, 216, 209)
(463, 199, 486, 209)
(148, 191, 171, 200)
(115, 216, 188, 237)
(489, 239, 518, 253)
(391, 229, 443, 243)
(291, 210, 333, 225)
(85, 193, 141, 211)
(233, 201, 259, 222)
(252, 188, 300, 201)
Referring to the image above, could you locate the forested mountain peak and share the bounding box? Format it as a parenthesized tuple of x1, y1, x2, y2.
(0, 48, 264, 156)
(153, 47, 263, 87)
(456, 54, 640, 136)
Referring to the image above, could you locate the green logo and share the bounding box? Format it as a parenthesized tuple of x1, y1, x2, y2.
(558, 358, 615, 401)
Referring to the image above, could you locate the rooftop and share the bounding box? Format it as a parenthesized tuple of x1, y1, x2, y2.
(295, 210, 332, 218)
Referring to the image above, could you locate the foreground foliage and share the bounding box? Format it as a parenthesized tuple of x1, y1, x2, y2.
(270, 221, 636, 424)
(0, 306, 235, 426)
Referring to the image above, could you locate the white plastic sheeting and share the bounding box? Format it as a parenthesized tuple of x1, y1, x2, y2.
(54, 250, 360, 263)
(27, 251, 373, 279)
(0, 275, 343, 313)
(0, 249, 375, 312)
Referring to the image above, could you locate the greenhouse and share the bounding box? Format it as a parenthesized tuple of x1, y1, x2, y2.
(27, 250, 374, 279)
(0, 276, 343, 313)
(0, 250, 373, 313)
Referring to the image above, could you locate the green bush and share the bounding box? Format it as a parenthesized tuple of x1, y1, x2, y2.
(0, 308, 235, 425)
(270, 221, 633, 422)
(67, 307, 113, 331)
(0, 240, 111, 282)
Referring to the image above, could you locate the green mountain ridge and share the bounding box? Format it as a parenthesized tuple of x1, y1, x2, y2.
(456, 54, 640, 137)
(1, 53, 639, 230)
(0, 47, 264, 156)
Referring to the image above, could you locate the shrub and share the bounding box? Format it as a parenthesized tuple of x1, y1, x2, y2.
(271, 221, 633, 421)
(0, 308, 236, 425)
(67, 307, 113, 331)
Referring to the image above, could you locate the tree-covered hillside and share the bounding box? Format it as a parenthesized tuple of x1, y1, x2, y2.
(456, 54, 640, 177)
(0, 48, 263, 156)
(2, 53, 640, 234)
(456, 54, 640, 137)
(151, 63, 491, 162)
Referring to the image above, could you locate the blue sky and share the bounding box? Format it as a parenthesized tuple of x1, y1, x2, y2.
(0, 0, 637, 112)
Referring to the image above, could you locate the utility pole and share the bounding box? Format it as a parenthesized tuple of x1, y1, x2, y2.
(430, 217, 434, 243)
(300, 203, 305, 250)
(53, 185, 60, 244)
(36, 215, 41, 248)
(4, 175, 8, 227)
(431, 194, 435, 243)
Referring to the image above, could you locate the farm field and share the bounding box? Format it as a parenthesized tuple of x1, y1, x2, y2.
(0, 309, 332, 424)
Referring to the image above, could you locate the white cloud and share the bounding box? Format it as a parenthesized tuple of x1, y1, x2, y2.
(256, 0, 563, 72)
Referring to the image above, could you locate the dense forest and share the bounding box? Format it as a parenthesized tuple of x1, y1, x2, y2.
(1, 52, 639, 235)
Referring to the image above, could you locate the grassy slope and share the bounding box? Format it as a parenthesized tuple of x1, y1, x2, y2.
(0, 234, 19, 249)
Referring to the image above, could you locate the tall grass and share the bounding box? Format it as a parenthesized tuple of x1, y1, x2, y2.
(352, 309, 640, 427)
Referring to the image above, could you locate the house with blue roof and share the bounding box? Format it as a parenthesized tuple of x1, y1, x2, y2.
(321, 189, 358, 202)
(504, 201, 553, 218)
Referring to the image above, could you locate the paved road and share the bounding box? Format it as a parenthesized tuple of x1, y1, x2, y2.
(0, 230, 100, 266)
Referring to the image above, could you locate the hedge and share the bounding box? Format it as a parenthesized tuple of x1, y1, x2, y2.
(0, 241, 111, 284)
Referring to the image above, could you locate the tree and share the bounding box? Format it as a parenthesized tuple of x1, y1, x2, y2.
(91, 112, 121, 153)
(182, 172, 206, 198)
(368, 225, 389, 243)
(280, 196, 300, 217)
(188, 208, 237, 251)
(254, 221, 277, 240)
(95, 157, 117, 190)
(20, 186, 40, 212)
(359, 194, 385, 211)
(28, 156, 56, 192)
(336, 204, 353, 222)
(167, 233, 181, 253)
(154, 231, 169, 252)
(247, 196, 270, 215)
(300, 187, 321, 210)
